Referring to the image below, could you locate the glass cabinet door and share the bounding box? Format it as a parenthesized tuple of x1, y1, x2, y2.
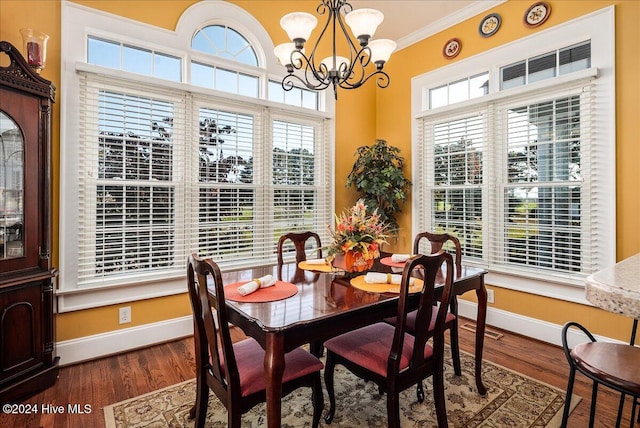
(0, 111, 24, 260)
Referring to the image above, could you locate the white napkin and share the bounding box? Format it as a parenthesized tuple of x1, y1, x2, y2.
(364, 272, 414, 285)
(391, 253, 410, 263)
(305, 258, 328, 265)
(237, 274, 277, 296)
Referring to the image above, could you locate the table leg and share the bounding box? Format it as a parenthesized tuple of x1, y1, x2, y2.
(265, 334, 285, 428)
(474, 277, 488, 396)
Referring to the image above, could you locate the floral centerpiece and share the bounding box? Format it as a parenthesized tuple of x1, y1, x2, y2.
(326, 199, 389, 273)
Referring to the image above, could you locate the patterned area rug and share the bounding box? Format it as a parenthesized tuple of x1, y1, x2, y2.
(104, 348, 580, 427)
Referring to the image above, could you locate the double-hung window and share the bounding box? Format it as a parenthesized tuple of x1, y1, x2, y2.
(59, 2, 334, 311)
(412, 7, 615, 297)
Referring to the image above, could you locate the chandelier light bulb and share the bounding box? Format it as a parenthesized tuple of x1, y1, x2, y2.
(280, 12, 318, 46)
(321, 55, 350, 73)
(274, 43, 296, 66)
(345, 8, 384, 45)
(368, 39, 397, 67)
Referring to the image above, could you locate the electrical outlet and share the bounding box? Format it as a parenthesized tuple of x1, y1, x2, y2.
(486, 289, 495, 304)
(119, 306, 131, 324)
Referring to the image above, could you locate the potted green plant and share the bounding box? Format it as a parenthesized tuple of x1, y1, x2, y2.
(346, 139, 411, 237)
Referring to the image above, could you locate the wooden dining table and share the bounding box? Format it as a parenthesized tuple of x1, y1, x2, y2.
(218, 259, 488, 428)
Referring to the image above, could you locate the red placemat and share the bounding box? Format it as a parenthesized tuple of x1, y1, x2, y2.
(380, 256, 406, 268)
(224, 281, 298, 303)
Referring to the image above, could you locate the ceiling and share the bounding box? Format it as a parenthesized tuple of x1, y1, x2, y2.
(348, 1, 504, 48)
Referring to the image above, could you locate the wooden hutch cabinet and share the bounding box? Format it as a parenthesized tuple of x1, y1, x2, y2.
(0, 41, 59, 402)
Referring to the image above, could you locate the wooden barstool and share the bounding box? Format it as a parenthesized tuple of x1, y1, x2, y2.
(561, 321, 640, 427)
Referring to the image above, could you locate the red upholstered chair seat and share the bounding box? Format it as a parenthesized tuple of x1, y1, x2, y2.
(223, 338, 325, 397)
(323, 323, 434, 378)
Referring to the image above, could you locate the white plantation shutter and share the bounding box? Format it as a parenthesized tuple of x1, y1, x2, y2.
(416, 76, 603, 281)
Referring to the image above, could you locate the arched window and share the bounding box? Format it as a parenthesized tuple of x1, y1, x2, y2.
(192, 25, 258, 66)
(190, 24, 260, 97)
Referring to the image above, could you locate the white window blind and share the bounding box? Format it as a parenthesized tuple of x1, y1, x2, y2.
(76, 73, 332, 286)
(190, 101, 332, 266)
(193, 103, 261, 262)
(271, 113, 332, 261)
(60, 1, 335, 309)
(77, 74, 188, 285)
(417, 77, 600, 281)
(496, 89, 589, 274)
(417, 108, 488, 260)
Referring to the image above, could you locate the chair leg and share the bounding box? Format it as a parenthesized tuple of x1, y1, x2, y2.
(192, 377, 209, 428)
(616, 393, 626, 428)
(416, 381, 425, 403)
(310, 341, 324, 358)
(449, 323, 462, 376)
(228, 409, 242, 428)
(324, 352, 337, 424)
(589, 382, 599, 428)
(311, 373, 324, 428)
(433, 369, 449, 428)
(560, 367, 576, 428)
(386, 389, 401, 428)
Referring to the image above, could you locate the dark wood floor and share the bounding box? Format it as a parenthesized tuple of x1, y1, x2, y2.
(1, 318, 635, 428)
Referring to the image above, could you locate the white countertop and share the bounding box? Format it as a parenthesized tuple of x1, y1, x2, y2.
(586, 253, 640, 319)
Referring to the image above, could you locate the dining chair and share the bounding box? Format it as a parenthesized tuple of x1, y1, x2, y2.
(323, 251, 455, 428)
(277, 231, 326, 356)
(560, 321, 640, 428)
(384, 231, 462, 401)
(413, 231, 462, 376)
(187, 254, 324, 428)
(277, 231, 322, 265)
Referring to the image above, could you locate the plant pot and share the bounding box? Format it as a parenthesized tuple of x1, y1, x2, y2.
(332, 251, 375, 273)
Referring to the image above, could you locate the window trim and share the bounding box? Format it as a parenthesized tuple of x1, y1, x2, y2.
(59, 1, 335, 312)
(411, 6, 615, 304)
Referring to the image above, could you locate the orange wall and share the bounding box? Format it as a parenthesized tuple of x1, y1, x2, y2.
(1, 1, 637, 343)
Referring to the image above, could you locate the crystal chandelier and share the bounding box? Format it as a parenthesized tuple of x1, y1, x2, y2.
(274, 1, 396, 99)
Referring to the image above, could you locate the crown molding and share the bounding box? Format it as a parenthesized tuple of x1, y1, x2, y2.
(396, 0, 506, 51)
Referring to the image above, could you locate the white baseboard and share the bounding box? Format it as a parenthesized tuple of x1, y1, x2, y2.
(457, 300, 623, 348)
(56, 304, 624, 366)
(56, 316, 193, 366)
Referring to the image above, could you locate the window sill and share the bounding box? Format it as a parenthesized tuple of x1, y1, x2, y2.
(56, 261, 279, 312)
(484, 269, 590, 305)
(56, 274, 187, 313)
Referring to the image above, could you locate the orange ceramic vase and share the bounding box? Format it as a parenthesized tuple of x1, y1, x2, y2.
(332, 251, 375, 273)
